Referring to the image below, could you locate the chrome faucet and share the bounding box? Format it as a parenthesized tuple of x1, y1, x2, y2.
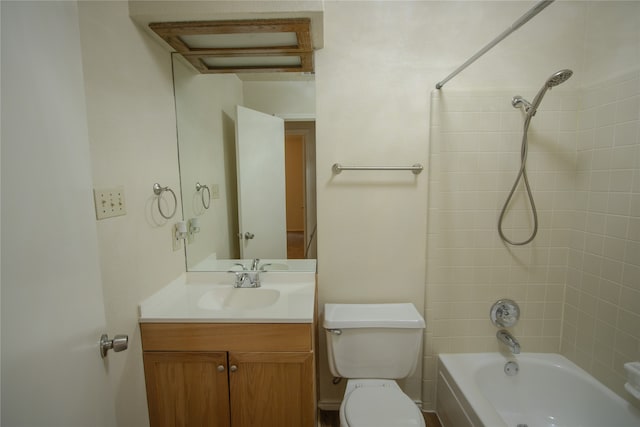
(232, 271, 261, 288)
(497, 329, 521, 354)
(251, 258, 260, 270)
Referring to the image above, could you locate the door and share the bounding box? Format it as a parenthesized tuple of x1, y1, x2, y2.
(143, 352, 231, 427)
(229, 352, 315, 427)
(235, 106, 287, 259)
(1, 2, 116, 425)
(285, 133, 306, 258)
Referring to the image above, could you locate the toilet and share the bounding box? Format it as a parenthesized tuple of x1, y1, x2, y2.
(324, 303, 426, 427)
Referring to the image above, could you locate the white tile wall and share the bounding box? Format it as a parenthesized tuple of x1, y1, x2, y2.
(562, 70, 640, 400)
(425, 70, 640, 409)
(424, 88, 578, 408)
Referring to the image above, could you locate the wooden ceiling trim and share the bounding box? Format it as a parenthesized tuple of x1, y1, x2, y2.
(149, 18, 313, 73)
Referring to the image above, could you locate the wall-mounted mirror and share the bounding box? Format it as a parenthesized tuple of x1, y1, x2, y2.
(172, 54, 317, 271)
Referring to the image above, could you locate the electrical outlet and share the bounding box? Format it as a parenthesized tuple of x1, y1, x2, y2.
(94, 186, 126, 220)
(211, 183, 220, 199)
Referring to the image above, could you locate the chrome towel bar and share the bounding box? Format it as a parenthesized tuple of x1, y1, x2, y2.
(332, 163, 423, 175)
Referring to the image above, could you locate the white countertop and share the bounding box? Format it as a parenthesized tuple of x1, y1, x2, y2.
(139, 271, 316, 323)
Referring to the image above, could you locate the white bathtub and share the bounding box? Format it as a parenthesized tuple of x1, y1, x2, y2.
(437, 353, 640, 427)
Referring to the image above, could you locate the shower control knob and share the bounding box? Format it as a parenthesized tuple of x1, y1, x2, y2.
(490, 299, 520, 328)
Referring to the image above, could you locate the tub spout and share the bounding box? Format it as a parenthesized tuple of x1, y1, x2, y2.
(497, 329, 520, 354)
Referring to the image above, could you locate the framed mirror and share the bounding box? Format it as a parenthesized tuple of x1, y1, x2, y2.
(172, 54, 317, 271)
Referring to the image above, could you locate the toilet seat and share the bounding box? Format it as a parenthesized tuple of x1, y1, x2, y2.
(341, 382, 425, 427)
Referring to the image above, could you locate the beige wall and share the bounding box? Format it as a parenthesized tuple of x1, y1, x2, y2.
(315, 0, 640, 410)
(173, 58, 244, 265)
(78, 2, 184, 425)
(70, 0, 640, 421)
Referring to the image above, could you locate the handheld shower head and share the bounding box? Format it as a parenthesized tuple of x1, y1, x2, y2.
(528, 68, 573, 116)
(546, 69, 573, 88)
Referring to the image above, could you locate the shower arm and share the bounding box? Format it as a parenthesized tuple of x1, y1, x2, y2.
(435, 0, 555, 90)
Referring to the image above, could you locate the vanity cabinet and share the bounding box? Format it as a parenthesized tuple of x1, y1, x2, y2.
(141, 323, 316, 427)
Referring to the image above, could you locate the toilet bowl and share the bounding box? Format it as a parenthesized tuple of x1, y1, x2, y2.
(339, 379, 425, 427)
(324, 303, 426, 427)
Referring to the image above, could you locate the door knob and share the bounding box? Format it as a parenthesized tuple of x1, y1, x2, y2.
(244, 232, 255, 240)
(99, 334, 128, 358)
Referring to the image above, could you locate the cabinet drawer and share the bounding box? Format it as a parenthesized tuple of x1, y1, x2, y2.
(140, 323, 313, 352)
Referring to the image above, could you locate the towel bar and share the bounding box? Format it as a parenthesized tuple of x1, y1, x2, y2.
(332, 163, 423, 175)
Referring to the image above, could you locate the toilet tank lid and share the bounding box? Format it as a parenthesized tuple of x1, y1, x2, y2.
(323, 303, 425, 329)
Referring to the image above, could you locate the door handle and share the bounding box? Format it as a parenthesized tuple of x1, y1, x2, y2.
(99, 334, 128, 358)
(244, 232, 255, 240)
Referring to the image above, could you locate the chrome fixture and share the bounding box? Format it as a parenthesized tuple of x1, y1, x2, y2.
(490, 299, 520, 328)
(232, 271, 261, 288)
(511, 69, 573, 118)
(497, 329, 521, 354)
(195, 182, 210, 210)
(152, 183, 178, 219)
(230, 259, 271, 287)
(498, 69, 573, 245)
(436, 0, 555, 89)
(504, 360, 519, 376)
(99, 334, 128, 358)
(332, 163, 423, 175)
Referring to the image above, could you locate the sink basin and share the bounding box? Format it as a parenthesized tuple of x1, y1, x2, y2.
(139, 271, 316, 323)
(198, 287, 281, 310)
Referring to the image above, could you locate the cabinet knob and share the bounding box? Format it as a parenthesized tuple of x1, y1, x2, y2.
(217, 365, 225, 372)
(230, 365, 238, 372)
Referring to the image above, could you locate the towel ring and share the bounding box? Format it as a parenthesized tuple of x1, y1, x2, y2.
(153, 183, 177, 219)
(195, 182, 211, 210)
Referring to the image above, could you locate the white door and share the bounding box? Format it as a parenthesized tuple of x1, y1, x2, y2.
(235, 106, 287, 259)
(1, 2, 117, 425)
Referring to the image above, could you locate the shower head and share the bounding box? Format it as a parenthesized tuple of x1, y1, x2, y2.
(519, 68, 574, 117)
(546, 69, 573, 88)
(533, 69, 573, 110)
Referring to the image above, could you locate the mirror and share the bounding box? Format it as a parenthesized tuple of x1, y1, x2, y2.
(172, 54, 317, 271)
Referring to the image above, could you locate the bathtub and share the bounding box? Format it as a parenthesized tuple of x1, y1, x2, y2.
(437, 353, 640, 427)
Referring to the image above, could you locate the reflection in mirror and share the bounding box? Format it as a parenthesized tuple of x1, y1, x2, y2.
(172, 54, 317, 271)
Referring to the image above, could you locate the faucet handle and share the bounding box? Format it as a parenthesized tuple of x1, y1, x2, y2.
(490, 299, 520, 328)
(259, 263, 272, 272)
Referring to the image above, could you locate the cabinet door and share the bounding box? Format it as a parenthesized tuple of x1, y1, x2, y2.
(143, 352, 231, 427)
(229, 352, 315, 427)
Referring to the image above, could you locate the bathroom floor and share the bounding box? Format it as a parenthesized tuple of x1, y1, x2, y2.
(319, 410, 442, 427)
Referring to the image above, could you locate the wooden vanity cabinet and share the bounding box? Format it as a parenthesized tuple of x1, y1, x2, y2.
(140, 323, 316, 427)
(143, 351, 231, 427)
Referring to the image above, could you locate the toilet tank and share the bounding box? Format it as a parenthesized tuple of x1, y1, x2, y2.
(324, 303, 425, 379)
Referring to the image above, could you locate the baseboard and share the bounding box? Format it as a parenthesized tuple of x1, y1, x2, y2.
(317, 400, 341, 411)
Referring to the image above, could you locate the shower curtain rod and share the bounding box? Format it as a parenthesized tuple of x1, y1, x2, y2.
(435, 0, 555, 90)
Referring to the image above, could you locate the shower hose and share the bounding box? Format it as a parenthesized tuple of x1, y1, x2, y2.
(498, 115, 538, 246)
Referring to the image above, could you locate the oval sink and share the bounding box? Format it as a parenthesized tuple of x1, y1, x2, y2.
(198, 287, 281, 310)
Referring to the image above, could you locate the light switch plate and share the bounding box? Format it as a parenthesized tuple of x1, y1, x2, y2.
(94, 186, 126, 220)
(211, 183, 220, 199)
